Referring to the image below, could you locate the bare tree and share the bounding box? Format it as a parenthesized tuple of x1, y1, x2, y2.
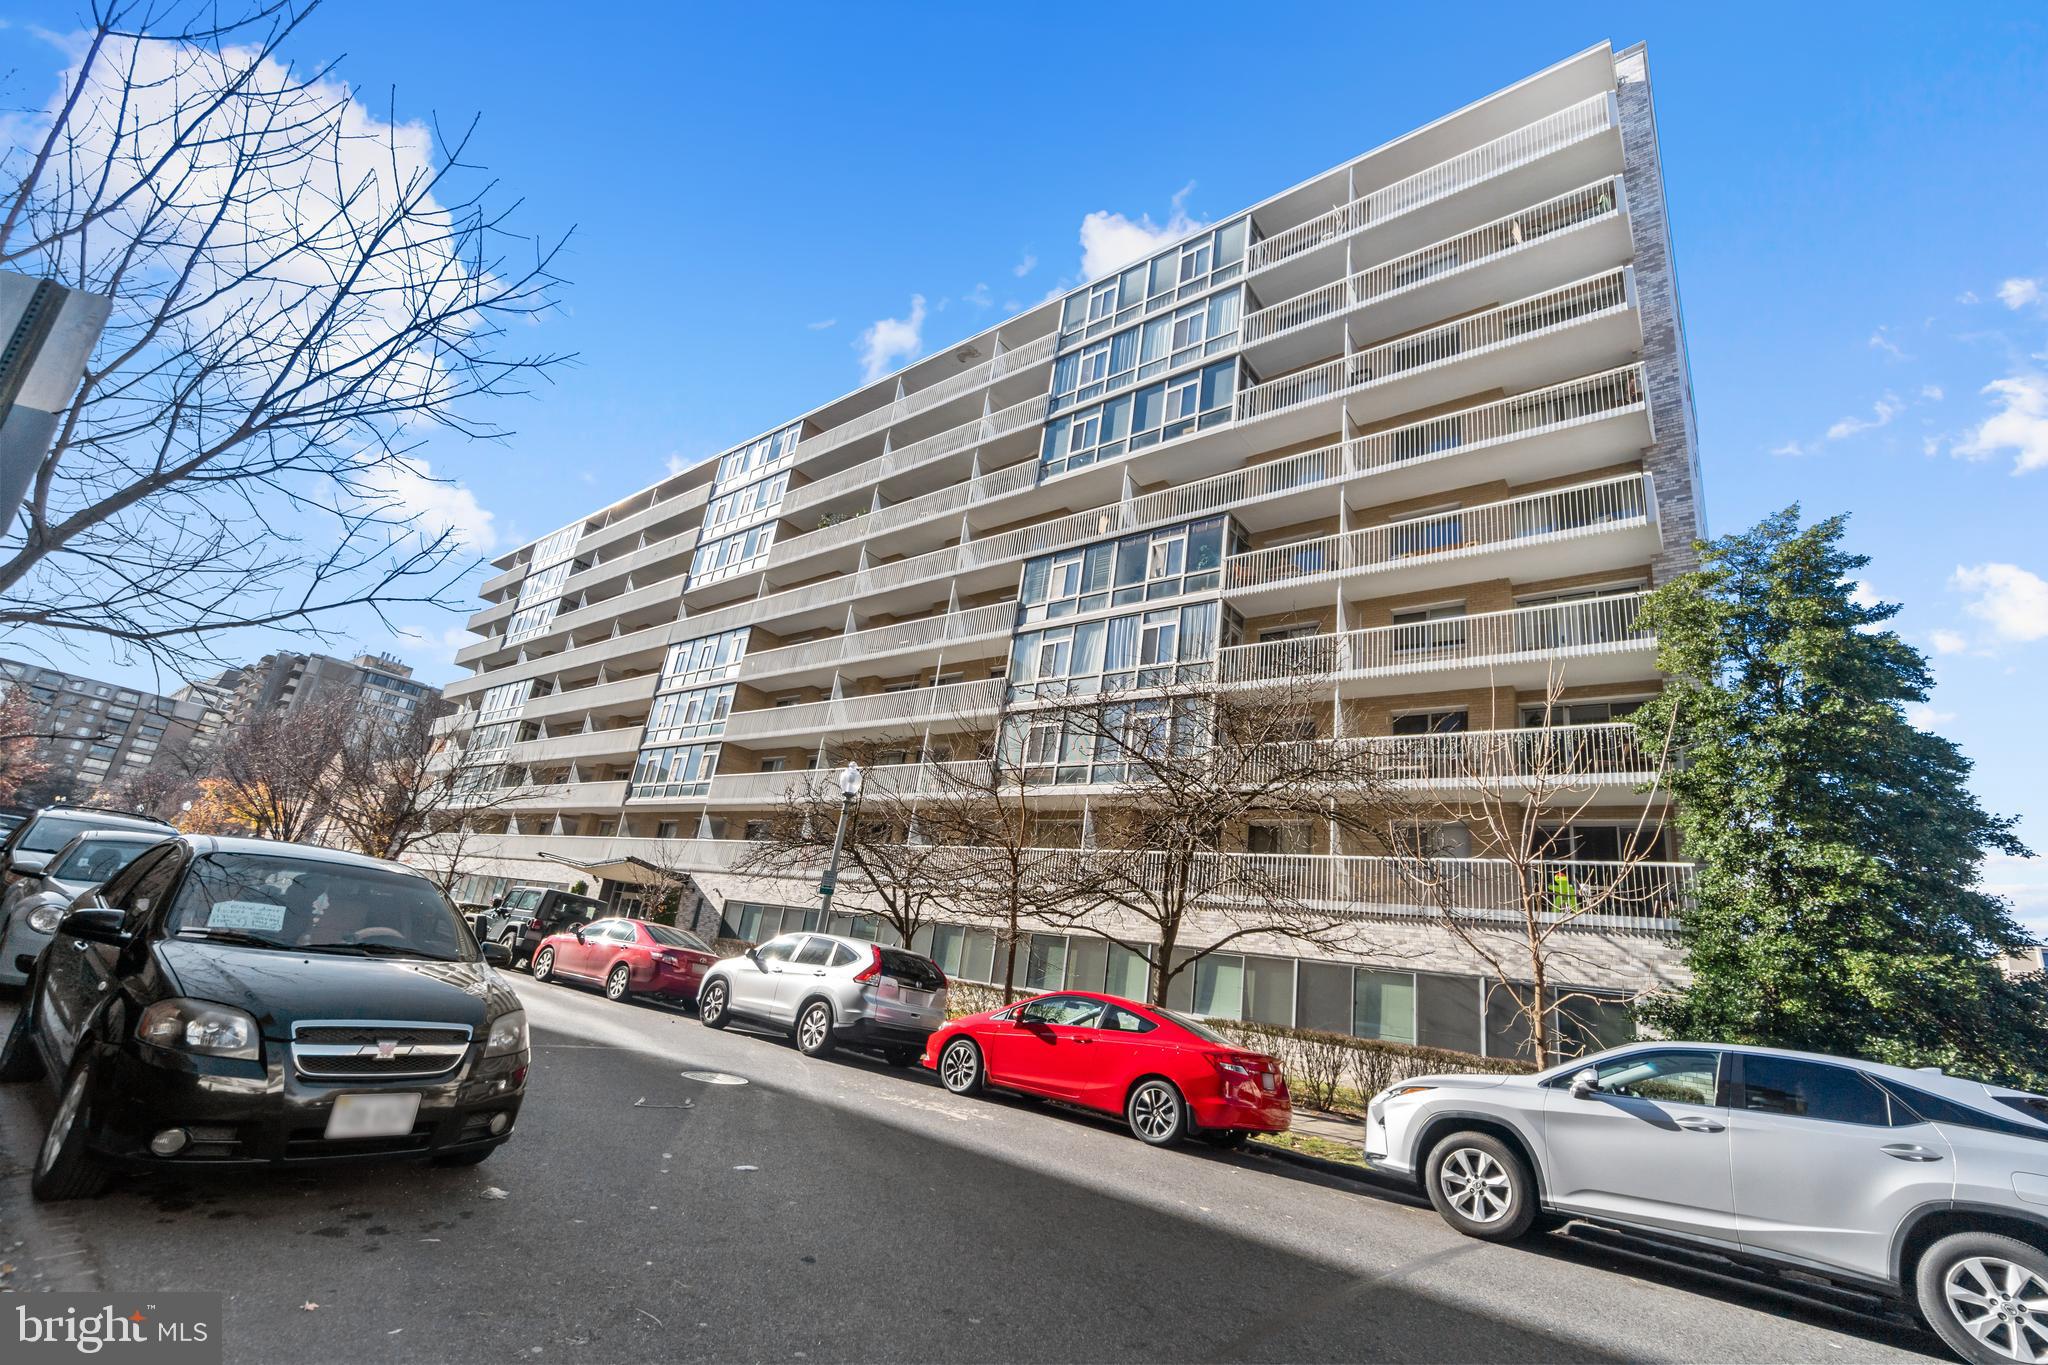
(734, 735, 961, 949)
(1382, 671, 1681, 1067)
(86, 761, 196, 819)
(998, 674, 1409, 1006)
(323, 699, 534, 862)
(0, 1, 570, 669)
(0, 687, 53, 804)
(197, 687, 356, 839)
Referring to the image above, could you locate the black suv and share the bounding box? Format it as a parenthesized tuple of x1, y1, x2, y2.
(1, 805, 174, 888)
(500, 889, 609, 969)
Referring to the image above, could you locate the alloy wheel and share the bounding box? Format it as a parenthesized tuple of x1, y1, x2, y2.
(1130, 1083, 1178, 1141)
(799, 1004, 830, 1052)
(40, 1067, 88, 1176)
(533, 948, 554, 981)
(941, 1041, 978, 1091)
(1944, 1256, 2048, 1360)
(701, 983, 726, 1024)
(606, 967, 630, 1001)
(1439, 1146, 1512, 1224)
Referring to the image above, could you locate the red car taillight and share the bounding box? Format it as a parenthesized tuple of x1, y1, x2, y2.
(852, 947, 882, 984)
(1205, 1051, 1265, 1078)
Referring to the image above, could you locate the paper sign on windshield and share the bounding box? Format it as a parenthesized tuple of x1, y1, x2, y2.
(206, 900, 288, 932)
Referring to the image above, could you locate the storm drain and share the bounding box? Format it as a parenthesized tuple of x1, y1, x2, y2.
(680, 1071, 748, 1086)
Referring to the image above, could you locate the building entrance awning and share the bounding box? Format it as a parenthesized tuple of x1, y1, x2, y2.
(536, 851, 673, 888)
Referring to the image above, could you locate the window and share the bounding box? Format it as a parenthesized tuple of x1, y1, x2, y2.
(692, 523, 776, 583)
(713, 423, 803, 489)
(1391, 710, 1469, 736)
(1025, 934, 1068, 991)
(1741, 1056, 1893, 1126)
(1100, 1004, 1157, 1034)
(1354, 970, 1417, 1044)
(478, 680, 533, 723)
(1039, 359, 1238, 477)
(792, 937, 834, 967)
(704, 471, 790, 536)
(655, 820, 680, 839)
(1577, 1049, 1721, 1106)
(1247, 823, 1310, 855)
(1521, 699, 1646, 727)
(1390, 603, 1467, 653)
(644, 684, 735, 745)
(661, 629, 750, 686)
(1018, 995, 1102, 1027)
(1018, 518, 1231, 624)
(629, 743, 720, 799)
(756, 935, 802, 963)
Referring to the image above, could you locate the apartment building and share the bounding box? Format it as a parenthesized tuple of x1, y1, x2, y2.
(0, 656, 206, 805)
(429, 42, 1703, 1058)
(224, 651, 439, 731)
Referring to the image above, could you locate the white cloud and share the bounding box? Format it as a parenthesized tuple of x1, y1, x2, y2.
(1078, 182, 1204, 280)
(1998, 277, 2044, 311)
(1904, 702, 1956, 730)
(1930, 628, 1969, 655)
(1825, 393, 1904, 441)
(1848, 580, 1881, 608)
(1867, 327, 1908, 360)
(964, 281, 993, 309)
(1953, 562, 2048, 643)
(1921, 384, 1945, 401)
(361, 457, 495, 551)
(388, 623, 471, 676)
(1984, 854, 2048, 938)
(857, 294, 926, 382)
(1012, 252, 1037, 278)
(1770, 439, 1812, 457)
(664, 453, 688, 477)
(806, 318, 837, 331)
(1956, 373, 2048, 474)
(1958, 290, 1981, 305)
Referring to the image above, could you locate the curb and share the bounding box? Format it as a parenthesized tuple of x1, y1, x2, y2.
(1246, 1137, 1383, 1187)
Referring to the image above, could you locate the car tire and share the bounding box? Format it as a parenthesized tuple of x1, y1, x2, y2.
(938, 1038, 984, 1095)
(431, 1146, 496, 1168)
(604, 965, 631, 1002)
(1425, 1131, 1538, 1241)
(795, 1000, 836, 1059)
(1915, 1230, 2048, 1364)
(697, 979, 730, 1030)
(531, 947, 555, 983)
(0, 997, 46, 1082)
(880, 1046, 919, 1068)
(1126, 1078, 1189, 1147)
(32, 1054, 107, 1202)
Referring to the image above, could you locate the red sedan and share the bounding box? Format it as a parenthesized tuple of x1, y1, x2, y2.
(924, 990, 1290, 1147)
(531, 916, 718, 1005)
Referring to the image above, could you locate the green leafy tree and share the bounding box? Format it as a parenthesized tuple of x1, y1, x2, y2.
(1634, 507, 2047, 1086)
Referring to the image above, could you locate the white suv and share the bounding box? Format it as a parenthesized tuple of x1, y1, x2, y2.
(696, 932, 949, 1066)
(1367, 1042, 2048, 1364)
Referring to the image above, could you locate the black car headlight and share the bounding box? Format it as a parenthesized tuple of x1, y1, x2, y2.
(483, 1009, 528, 1058)
(26, 903, 64, 935)
(137, 998, 261, 1061)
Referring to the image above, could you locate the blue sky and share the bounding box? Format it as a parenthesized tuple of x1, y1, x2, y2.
(5, 3, 2048, 919)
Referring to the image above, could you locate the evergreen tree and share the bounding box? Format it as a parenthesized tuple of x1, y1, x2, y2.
(1634, 507, 2048, 1087)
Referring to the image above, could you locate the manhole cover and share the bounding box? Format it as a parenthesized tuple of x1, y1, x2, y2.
(680, 1071, 748, 1086)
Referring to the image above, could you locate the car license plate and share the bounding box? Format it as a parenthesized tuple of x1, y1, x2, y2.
(325, 1092, 421, 1140)
(1261, 1074, 1277, 1093)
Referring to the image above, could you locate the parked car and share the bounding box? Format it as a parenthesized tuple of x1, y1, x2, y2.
(696, 932, 947, 1065)
(0, 804, 32, 836)
(0, 834, 528, 1201)
(0, 805, 173, 888)
(531, 916, 718, 1004)
(502, 889, 609, 968)
(925, 990, 1290, 1147)
(1366, 1042, 2048, 1364)
(0, 828, 168, 987)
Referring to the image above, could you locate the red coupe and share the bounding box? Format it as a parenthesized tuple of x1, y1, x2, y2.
(924, 990, 1290, 1147)
(531, 916, 718, 1005)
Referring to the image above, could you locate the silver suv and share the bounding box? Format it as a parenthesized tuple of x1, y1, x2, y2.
(1367, 1042, 2048, 1363)
(695, 932, 948, 1067)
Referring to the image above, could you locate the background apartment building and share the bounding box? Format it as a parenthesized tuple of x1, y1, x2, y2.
(0, 656, 205, 804)
(219, 650, 439, 730)
(427, 43, 1702, 1058)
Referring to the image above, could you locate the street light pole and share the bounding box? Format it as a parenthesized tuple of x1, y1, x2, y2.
(817, 760, 863, 922)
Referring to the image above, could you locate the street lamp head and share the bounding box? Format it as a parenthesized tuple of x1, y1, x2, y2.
(838, 761, 864, 800)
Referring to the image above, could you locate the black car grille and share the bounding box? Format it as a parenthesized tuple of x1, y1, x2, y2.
(290, 1020, 471, 1080)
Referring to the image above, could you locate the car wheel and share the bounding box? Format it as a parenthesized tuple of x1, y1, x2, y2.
(1916, 1231, 2048, 1364)
(531, 947, 555, 983)
(32, 1054, 107, 1202)
(604, 965, 631, 1002)
(795, 1000, 836, 1058)
(938, 1038, 984, 1095)
(1425, 1131, 1538, 1241)
(1126, 1079, 1188, 1147)
(431, 1146, 496, 1168)
(1197, 1128, 1248, 1149)
(0, 998, 46, 1082)
(697, 979, 730, 1030)
(880, 1046, 919, 1068)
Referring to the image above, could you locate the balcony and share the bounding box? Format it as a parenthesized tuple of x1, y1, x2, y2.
(1236, 723, 1659, 792)
(502, 728, 646, 767)
(1219, 591, 1655, 695)
(1242, 177, 1631, 376)
(494, 780, 630, 812)
(517, 674, 661, 725)
(736, 601, 1016, 688)
(1236, 269, 1640, 450)
(1248, 91, 1622, 298)
(779, 393, 1049, 524)
(1223, 472, 1656, 610)
(575, 482, 712, 560)
(792, 332, 1056, 465)
(722, 677, 1006, 744)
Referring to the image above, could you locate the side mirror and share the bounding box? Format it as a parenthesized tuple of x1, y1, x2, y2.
(573, 928, 587, 943)
(1568, 1068, 1600, 1100)
(482, 942, 512, 968)
(58, 908, 130, 948)
(744, 947, 763, 968)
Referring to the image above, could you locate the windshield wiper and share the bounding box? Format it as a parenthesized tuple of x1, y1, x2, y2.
(176, 930, 284, 949)
(302, 942, 456, 962)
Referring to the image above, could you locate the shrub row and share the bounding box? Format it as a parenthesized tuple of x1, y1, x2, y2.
(1209, 1019, 1532, 1113)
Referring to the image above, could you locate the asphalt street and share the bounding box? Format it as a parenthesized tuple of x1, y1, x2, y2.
(0, 978, 1948, 1364)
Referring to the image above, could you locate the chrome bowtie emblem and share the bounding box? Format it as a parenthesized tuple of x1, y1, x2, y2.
(375, 1039, 398, 1059)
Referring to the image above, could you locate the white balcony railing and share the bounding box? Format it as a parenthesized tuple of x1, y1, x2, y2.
(1237, 269, 1631, 422)
(792, 332, 1057, 464)
(722, 677, 1006, 741)
(782, 393, 1049, 517)
(737, 602, 1016, 680)
(1219, 591, 1652, 684)
(1238, 723, 1656, 787)
(1248, 92, 1617, 272)
(1225, 472, 1651, 592)
(1243, 177, 1624, 345)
